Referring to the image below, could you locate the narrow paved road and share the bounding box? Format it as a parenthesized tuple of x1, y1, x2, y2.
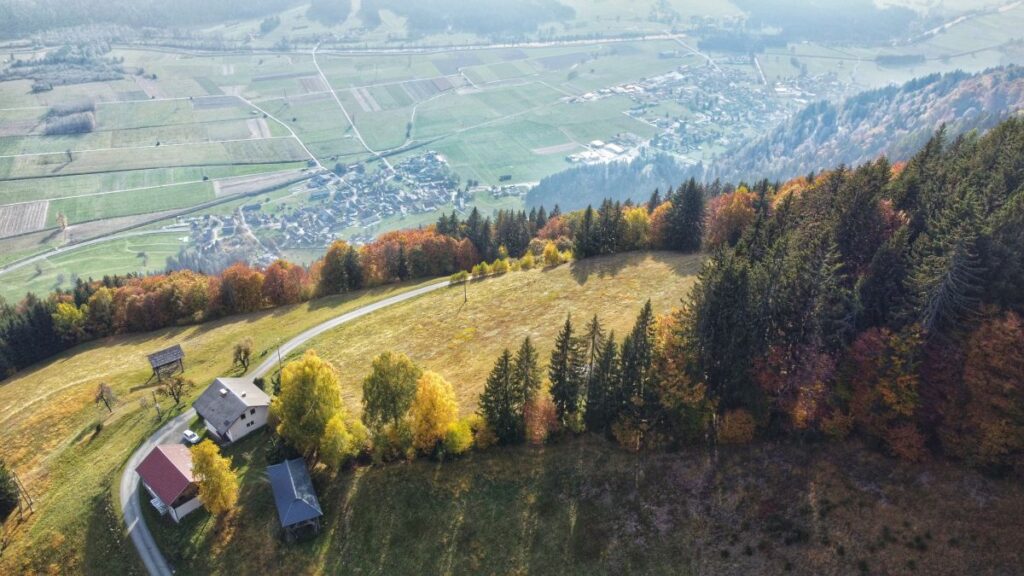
(119, 280, 449, 575)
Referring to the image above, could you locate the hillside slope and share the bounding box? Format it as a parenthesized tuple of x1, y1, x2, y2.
(0, 252, 698, 574)
(713, 66, 1024, 182)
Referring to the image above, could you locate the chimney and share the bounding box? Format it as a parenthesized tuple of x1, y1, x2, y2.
(219, 388, 228, 397)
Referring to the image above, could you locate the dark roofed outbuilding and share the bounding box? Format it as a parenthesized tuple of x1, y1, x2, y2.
(146, 344, 185, 381)
(267, 458, 323, 541)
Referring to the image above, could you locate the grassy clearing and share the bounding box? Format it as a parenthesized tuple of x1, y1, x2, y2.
(0, 279, 438, 574)
(296, 252, 700, 414)
(147, 434, 1024, 576)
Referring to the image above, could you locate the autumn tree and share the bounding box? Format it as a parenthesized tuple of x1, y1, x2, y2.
(654, 311, 712, 443)
(157, 376, 195, 405)
(262, 259, 306, 305)
(409, 371, 459, 454)
(318, 240, 363, 295)
(233, 338, 253, 371)
(846, 327, 926, 461)
(703, 187, 755, 248)
(190, 440, 239, 515)
(52, 301, 87, 344)
(361, 352, 421, 430)
(273, 350, 344, 461)
(219, 263, 265, 314)
(944, 312, 1024, 473)
(524, 388, 558, 444)
(321, 412, 369, 471)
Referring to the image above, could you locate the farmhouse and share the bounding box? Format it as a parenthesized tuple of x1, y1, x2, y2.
(136, 444, 200, 523)
(193, 377, 270, 443)
(267, 458, 323, 541)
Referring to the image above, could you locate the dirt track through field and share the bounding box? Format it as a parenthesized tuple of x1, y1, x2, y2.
(212, 168, 307, 198)
(246, 117, 272, 139)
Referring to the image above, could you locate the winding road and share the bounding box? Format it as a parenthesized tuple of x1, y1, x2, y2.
(119, 280, 449, 575)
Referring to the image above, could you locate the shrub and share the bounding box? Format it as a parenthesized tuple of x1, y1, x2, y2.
(718, 409, 756, 444)
(442, 418, 474, 457)
(542, 241, 560, 267)
(468, 414, 498, 450)
(520, 251, 536, 270)
(491, 258, 510, 275)
(449, 270, 469, 284)
(372, 421, 415, 463)
(524, 389, 558, 445)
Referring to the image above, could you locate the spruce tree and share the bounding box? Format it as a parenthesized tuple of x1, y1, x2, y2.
(585, 331, 620, 434)
(619, 301, 657, 421)
(667, 179, 705, 252)
(549, 315, 584, 426)
(512, 336, 542, 402)
(479, 349, 523, 444)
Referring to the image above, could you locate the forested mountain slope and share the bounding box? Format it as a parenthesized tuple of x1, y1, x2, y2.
(713, 66, 1024, 183)
(529, 67, 1024, 210)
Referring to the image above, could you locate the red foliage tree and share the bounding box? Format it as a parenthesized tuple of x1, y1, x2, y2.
(262, 259, 307, 306)
(218, 263, 265, 314)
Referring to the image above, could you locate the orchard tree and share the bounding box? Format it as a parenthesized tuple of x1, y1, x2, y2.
(190, 440, 239, 515)
(157, 376, 195, 405)
(95, 382, 117, 413)
(361, 352, 422, 430)
(233, 338, 253, 371)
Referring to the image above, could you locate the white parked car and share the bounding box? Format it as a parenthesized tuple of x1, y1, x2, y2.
(182, 429, 201, 445)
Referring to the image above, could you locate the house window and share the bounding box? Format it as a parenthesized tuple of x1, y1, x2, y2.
(247, 421, 254, 428)
(250, 408, 256, 415)
(241, 413, 246, 420)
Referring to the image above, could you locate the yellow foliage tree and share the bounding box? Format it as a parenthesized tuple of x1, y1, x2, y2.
(320, 413, 369, 470)
(273, 350, 344, 459)
(409, 371, 459, 453)
(542, 241, 561, 267)
(190, 440, 238, 515)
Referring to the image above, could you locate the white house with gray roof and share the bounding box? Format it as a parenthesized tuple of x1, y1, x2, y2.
(193, 377, 270, 443)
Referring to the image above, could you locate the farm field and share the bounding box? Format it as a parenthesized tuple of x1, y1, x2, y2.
(0, 231, 189, 301)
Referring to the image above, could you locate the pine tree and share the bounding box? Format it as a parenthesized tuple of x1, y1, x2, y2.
(479, 349, 523, 444)
(575, 205, 598, 258)
(512, 336, 542, 402)
(549, 315, 585, 427)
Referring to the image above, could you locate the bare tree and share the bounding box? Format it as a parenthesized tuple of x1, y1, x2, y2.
(233, 338, 254, 371)
(95, 383, 117, 413)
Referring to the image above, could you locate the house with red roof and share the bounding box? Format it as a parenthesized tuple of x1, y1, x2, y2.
(136, 444, 201, 523)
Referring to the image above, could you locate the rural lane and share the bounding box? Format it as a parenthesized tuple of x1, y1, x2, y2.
(119, 280, 450, 575)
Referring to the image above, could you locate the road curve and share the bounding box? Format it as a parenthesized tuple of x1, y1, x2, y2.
(120, 280, 450, 575)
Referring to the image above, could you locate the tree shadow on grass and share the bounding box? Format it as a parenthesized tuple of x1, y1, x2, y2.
(82, 477, 144, 575)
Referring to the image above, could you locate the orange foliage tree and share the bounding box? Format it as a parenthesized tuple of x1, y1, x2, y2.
(703, 187, 755, 248)
(846, 327, 926, 461)
(943, 312, 1024, 473)
(262, 259, 307, 306)
(218, 263, 265, 315)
